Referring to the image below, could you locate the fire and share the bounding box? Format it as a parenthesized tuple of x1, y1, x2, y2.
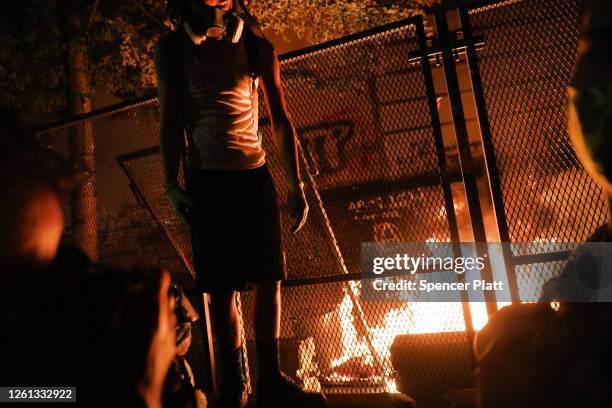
(325, 284, 483, 393)
(296, 164, 566, 392)
(295, 202, 512, 393)
(296, 285, 492, 394)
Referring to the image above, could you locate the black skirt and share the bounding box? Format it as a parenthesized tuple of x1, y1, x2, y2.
(186, 164, 286, 293)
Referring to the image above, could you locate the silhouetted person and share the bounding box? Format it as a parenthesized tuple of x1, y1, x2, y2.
(0, 108, 69, 350)
(527, 2, 612, 407)
(0, 108, 177, 408)
(473, 304, 556, 408)
(154, 1, 324, 407)
(539, 0, 612, 304)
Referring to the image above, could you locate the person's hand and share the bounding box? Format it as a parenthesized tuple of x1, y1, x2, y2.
(288, 180, 308, 233)
(101, 267, 177, 408)
(165, 183, 196, 224)
(140, 270, 177, 408)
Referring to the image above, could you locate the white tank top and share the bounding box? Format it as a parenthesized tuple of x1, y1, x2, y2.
(182, 37, 266, 170)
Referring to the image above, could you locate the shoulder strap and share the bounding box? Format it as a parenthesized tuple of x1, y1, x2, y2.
(167, 29, 186, 84)
(243, 25, 261, 79)
(164, 29, 194, 163)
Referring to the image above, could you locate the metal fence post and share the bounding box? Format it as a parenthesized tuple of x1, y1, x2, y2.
(435, 9, 498, 316)
(458, 7, 520, 303)
(415, 15, 477, 362)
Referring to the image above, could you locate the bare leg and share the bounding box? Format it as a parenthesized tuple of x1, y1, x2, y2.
(253, 281, 281, 340)
(209, 290, 248, 407)
(209, 290, 241, 350)
(253, 281, 327, 406)
(253, 280, 283, 387)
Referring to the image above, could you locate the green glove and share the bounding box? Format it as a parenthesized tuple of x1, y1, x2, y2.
(165, 183, 197, 225)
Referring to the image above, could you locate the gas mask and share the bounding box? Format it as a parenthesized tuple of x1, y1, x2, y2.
(184, 1, 244, 45)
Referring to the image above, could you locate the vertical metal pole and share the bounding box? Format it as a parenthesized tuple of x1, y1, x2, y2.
(415, 16, 476, 363)
(436, 10, 498, 317)
(459, 8, 520, 303)
(198, 293, 218, 393)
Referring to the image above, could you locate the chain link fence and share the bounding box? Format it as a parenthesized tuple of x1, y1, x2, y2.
(466, 0, 608, 302)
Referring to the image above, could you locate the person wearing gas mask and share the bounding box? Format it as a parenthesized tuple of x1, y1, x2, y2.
(153, 1, 322, 408)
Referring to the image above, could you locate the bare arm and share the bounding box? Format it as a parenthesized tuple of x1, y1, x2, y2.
(153, 35, 195, 224)
(258, 40, 301, 188)
(258, 37, 308, 232)
(154, 36, 184, 189)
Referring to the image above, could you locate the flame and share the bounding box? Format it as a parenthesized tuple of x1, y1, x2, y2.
(295, 205, 520, 392)
(327, 285, 485, 393)
(296, 282, 492, 393)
